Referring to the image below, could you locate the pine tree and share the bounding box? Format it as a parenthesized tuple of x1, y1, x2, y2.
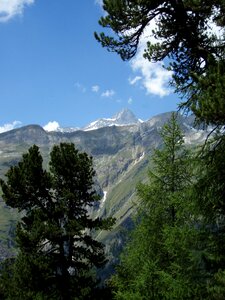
(0, 143, 113, 299)
(111, 113, 205, 299)
(95, 0, 225, 127)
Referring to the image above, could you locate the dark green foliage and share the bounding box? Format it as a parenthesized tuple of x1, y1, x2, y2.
(190, 134, 225, 298)
(190, 61, 225, 126)
(0, 143, 114, 299)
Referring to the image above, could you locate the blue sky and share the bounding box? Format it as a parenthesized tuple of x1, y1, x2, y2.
(0, 0, 179, 132)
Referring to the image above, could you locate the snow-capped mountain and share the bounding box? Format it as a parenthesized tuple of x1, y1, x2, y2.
(83, 108, 141, 131)
(43, 109, 141, 133)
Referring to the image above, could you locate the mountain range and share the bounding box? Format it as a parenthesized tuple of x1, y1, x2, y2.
(0, 109, 207, 265)
(44, 108, 142, 132)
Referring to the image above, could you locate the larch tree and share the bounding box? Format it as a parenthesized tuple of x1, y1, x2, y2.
(111, 114, 203, 299)
(0, 143, 113, 300)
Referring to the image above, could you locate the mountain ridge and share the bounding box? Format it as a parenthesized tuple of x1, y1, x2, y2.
(83, 108, 141, 131)
(44, 108, 142, 133)
(0, 110, 208, 263)
(0, 109, 196, 136)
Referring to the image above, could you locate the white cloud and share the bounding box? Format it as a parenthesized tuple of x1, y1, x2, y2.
(43, 121, 60, 132)
(101, 89, 115, 98)
(131, 53, 172, 97)
(0, 120, 22, 133)
(129, 76, 142, 85)
(92, 85, 100, 92)
(129, 19, 172, 97)
(128, 97, 133, 105)
(0, 0, 34, 22)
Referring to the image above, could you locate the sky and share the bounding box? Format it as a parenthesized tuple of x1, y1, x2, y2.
(0, 0, 180, 132)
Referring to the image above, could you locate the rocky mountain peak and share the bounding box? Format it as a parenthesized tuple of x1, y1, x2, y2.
(84, 108, 140, 131)
(112, 108, 140, 125)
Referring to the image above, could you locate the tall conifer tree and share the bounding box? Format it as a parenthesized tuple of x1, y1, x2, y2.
(0, 143, 113, 299)
(111, 114, 204, 299)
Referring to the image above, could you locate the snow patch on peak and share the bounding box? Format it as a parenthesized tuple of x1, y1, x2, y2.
(83, 109, 140, 131)
(112, 108, 139, 124)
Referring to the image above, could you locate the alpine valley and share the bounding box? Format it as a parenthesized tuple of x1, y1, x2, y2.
(0, 109, 208, 272)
